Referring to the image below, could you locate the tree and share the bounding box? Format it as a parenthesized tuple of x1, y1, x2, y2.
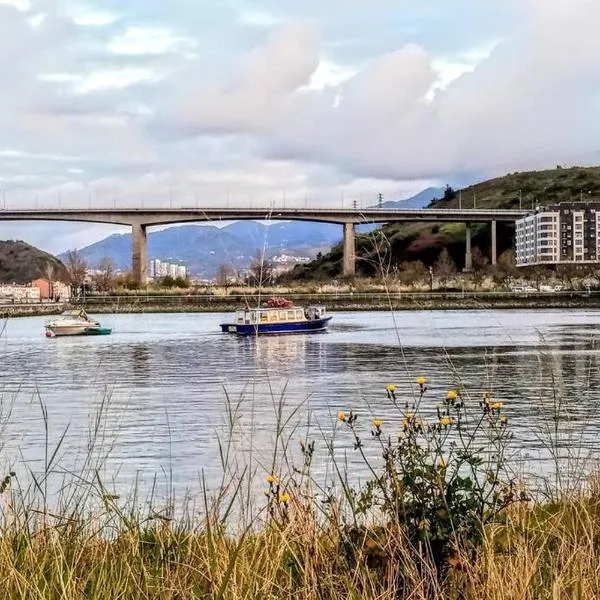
(434, 249, 456, 289)
(93, 257, 116, 292)
(397, 261, 427, 288)
(64, 249, 87, 296)
(442, 185, 456, 202)
(494, 249, 518, 285)
(470, 247, 489, 289)
(215, 264, 235, 293)
(42, 262, 56, 282)
(248, 250, 274, 287)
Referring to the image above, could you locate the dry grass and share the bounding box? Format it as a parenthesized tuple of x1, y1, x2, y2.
(0, 472, 595, 598)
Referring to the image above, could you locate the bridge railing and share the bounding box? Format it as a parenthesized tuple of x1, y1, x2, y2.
(0, 206, 527, 215)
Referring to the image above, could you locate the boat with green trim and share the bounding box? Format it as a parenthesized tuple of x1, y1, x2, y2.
(45, 310, 112, 337)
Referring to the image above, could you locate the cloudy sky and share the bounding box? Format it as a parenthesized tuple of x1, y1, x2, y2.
(0, 0, 599, 252)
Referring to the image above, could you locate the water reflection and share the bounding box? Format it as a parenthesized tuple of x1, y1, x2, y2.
(1, 310, 600, 499)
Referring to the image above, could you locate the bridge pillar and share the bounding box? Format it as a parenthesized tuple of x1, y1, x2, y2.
(491, 220, 497, 266)
(132, 222, 148, 287)
(464, 223, 472, 271)
(343, 222, 356, 277)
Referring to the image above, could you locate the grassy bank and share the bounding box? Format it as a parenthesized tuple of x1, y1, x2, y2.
(0, 494, 598, 599)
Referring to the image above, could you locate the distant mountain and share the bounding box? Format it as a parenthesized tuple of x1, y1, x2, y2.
(378, 187, 445, 209)
(0, 240, 68, 284)
(65, 221, 343, 278)
(67, 187, 445, 278)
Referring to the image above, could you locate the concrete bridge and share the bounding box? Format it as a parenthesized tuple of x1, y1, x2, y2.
(0, 206, 527, 285)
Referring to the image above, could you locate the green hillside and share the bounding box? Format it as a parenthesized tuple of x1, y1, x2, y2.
(289, 166, 600, 280)
(0, 240, 69, 284)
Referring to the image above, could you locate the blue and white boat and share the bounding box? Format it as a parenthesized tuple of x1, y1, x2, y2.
(220, 301, 331, 336)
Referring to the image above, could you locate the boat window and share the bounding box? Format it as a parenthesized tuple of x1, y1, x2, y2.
(269, 311, 278, 322)
(260, 313, 268, 322)
(286, 310, 295, 320)
(278, 311, 286, 321)
(296, 309, 303, 320)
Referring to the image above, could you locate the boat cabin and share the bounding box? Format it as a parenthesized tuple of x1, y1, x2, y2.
(235, 306, 326, 325)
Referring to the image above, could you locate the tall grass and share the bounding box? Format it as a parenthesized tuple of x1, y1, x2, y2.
(0, 379, 596, 599)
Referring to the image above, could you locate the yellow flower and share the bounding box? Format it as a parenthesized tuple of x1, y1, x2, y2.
(492, 402, 504, 411)
(402, 419, 409, 431)
(386, 384, 397, 393)
(337, 411, 347, 422)
(416, 376, 427, 386)
(500, 415, 509, 425)
(266, 474, 277, 485)
(439, 416, 453, 427)
(405, 412, 414, 420)
(373, 418, 384, 429)
(279, 492, 290, 504)
(438, 458, 448, 468)
(447, 390, 458, 401)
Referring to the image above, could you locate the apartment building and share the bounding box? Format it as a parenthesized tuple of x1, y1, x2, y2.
(516, 202, 600, 266)
(149, 259, 187, 280)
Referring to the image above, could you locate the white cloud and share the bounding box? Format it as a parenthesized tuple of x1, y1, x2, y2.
(160, 21, 320, 134)
(107, 27, 196, 56)
(1, 0, 600, 254)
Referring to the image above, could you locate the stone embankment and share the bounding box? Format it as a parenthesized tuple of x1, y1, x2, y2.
(4, 291, 600, 318)
(73, 291, 600, 313)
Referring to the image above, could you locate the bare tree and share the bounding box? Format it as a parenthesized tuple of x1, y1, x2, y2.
(470, 247, 489, 289)
(42, 262, 56, 282)
(434, 249, 456, 289)
(248, 250, 274, 287)
(397, 260, 427, 288)
(93, 257, 116, 292)
(64, 249, 88, 295)
(215, 263, 235, 294)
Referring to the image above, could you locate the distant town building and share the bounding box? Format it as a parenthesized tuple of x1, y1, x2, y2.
(30, 279, 72, 301)
(149, 259, 187, 280)
(0, 283, 41, 303)
(516, 202, 600, 266)
(271, 254, 312, 276)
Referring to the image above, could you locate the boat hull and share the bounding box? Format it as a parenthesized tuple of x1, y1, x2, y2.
(220, 317, 331, 336)
(46, 326, 112, 337)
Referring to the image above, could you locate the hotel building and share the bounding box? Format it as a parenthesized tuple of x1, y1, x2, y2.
(515, 202, 600, 266)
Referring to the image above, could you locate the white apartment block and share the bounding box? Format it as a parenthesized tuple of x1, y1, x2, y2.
(516, 202, 600, 266)
(149, 259, 188, 279)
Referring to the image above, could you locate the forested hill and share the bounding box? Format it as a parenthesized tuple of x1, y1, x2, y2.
(0, 240, 68, 284)
(288, 166, 600, 280)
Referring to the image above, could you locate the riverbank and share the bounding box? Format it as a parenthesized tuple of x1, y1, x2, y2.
(5, 291, 600, 318)
(63, 290, 600, 313)
(0, 303, 63, 319)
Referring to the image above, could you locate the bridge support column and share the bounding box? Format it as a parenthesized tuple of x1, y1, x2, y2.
(491, 220, 497, 266)
(464, 223, 472, 272)
(132, 222, 148, 287)
(343, 222, 356, 277)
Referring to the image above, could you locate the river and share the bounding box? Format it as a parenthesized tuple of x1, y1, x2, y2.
(1, 309, 600, 504)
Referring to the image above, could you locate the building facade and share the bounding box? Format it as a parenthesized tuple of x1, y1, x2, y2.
(0, 284, 41, 303)
(516, 202, 600, 266)
(149, 259, 187, 280)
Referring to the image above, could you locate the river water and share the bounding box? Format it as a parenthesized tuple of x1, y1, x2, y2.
(1, 309, 600, 504)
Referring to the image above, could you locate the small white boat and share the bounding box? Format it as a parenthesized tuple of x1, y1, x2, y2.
(45, 309, 112, 337)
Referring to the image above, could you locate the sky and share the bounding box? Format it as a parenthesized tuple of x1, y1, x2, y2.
(0, 0, 599, 252)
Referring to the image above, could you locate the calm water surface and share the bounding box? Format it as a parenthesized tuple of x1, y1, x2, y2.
(1, 309, 600, 500)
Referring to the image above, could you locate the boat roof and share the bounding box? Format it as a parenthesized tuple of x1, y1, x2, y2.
(61, 309, 87, 317)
